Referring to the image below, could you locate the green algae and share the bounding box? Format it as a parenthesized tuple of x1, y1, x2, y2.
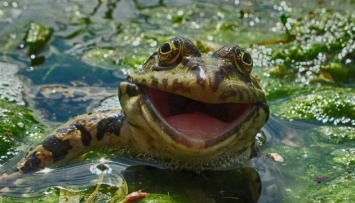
(263, 124, 354, 203)
(271, 87, 355, 125)
(318, 126, 355, 144)
(81, 47, 149, 71)
(0, 99, 43, 163)
(268, 9, 354, 85)
(140, 193, 190, 203)
(0, 61, 43, 164)
(24, 23, 52, 55)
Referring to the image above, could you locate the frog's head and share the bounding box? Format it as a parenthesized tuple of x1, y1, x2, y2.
(119, 37, 269, 168)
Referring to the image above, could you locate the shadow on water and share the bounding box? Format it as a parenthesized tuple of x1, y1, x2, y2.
(0, 160, 128, 198)
(263, 115, 320, 146)
(0, 158, 272, 203)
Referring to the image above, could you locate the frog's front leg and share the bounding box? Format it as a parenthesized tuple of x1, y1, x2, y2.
(15, 110, 129, 173)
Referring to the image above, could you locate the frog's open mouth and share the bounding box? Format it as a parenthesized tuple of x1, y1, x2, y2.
(141, 86, 255, 148)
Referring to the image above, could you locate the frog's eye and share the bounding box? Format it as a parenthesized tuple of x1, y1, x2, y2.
(234, 46, 253, 76)
(158, 37, 182, 66)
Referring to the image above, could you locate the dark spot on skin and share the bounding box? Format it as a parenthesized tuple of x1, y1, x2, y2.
(19, 151, 42, 173)
(171, 78, 190, 92)
(126, 83, 139, 97)
(152, 77, 159, 88)
(219, 89, 239, 101)
(162, 78, 168, 89)
(42, 134, 73, 163)
(210, 71, 222, 91)
(96, 114, 125, 140)
(219, 66, 231, 79)
(142, 79, 147, 84)
(74, 124, 92, 146)
(171, 79, 180, 90)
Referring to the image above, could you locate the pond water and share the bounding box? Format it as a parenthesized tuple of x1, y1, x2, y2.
(0, 0, 354, 202)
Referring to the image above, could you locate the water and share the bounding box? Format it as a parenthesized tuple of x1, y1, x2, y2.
(0, 0, 354, 202)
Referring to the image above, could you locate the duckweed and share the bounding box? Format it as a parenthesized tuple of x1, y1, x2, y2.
(272, 87, 355, 125)
(0, 99, 43, 163)
(269, 10, 354, 84)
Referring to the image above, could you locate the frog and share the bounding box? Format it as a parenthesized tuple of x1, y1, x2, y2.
(0, 37, 271, 202)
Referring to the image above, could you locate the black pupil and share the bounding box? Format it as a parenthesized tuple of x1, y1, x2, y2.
(243, 53, 252, 64)
(160, 43, 171, 53)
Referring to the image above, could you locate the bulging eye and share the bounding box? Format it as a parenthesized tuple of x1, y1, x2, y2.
(234, 46, 253, 76)
(158, 37, 182, 66)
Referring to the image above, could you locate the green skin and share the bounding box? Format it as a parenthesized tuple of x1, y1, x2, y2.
(0, 37, 269, 183)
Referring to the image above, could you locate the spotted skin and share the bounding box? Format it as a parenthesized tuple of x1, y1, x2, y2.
(42, 135, 72, 162)
(75, 123, 92, 146)
(96, 115, 124, 140)
(7, 37, 267, 172)
(13, 110, 127, 173)
(1, 37, 274, 200)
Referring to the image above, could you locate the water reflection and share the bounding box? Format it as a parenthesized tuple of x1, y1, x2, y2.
(0, 159, 128, 197)
(123, 165, 263, 203)
(0, 160, 266, 202)
(263, 115, 318, 146)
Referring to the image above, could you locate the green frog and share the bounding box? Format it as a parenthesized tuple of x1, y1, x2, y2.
(0, 37, 271, 201)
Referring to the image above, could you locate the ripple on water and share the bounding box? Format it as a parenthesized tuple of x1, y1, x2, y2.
(0, 159, 130, 197)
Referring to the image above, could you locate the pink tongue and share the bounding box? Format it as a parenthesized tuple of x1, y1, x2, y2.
(166, 112, 230, 140)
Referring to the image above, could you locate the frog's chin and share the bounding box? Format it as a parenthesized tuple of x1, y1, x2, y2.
(141, 86, 256, 149)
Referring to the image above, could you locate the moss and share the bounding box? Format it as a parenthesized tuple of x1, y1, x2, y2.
(25, 23, 53, 55)
(319, 62, 350, 83)
(268, 10, 354, 84)
(0, 99, 43, 163)
(271, 87, 355, 125)
(264, 125, 354, 202)
(82, 48, 124, 70)
(318, 126, 355, 144)
(140, 193, 190, 203)
(268, 64, 295, 78)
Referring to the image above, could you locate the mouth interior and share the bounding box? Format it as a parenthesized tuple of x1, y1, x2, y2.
(144, 87, 253, 141)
